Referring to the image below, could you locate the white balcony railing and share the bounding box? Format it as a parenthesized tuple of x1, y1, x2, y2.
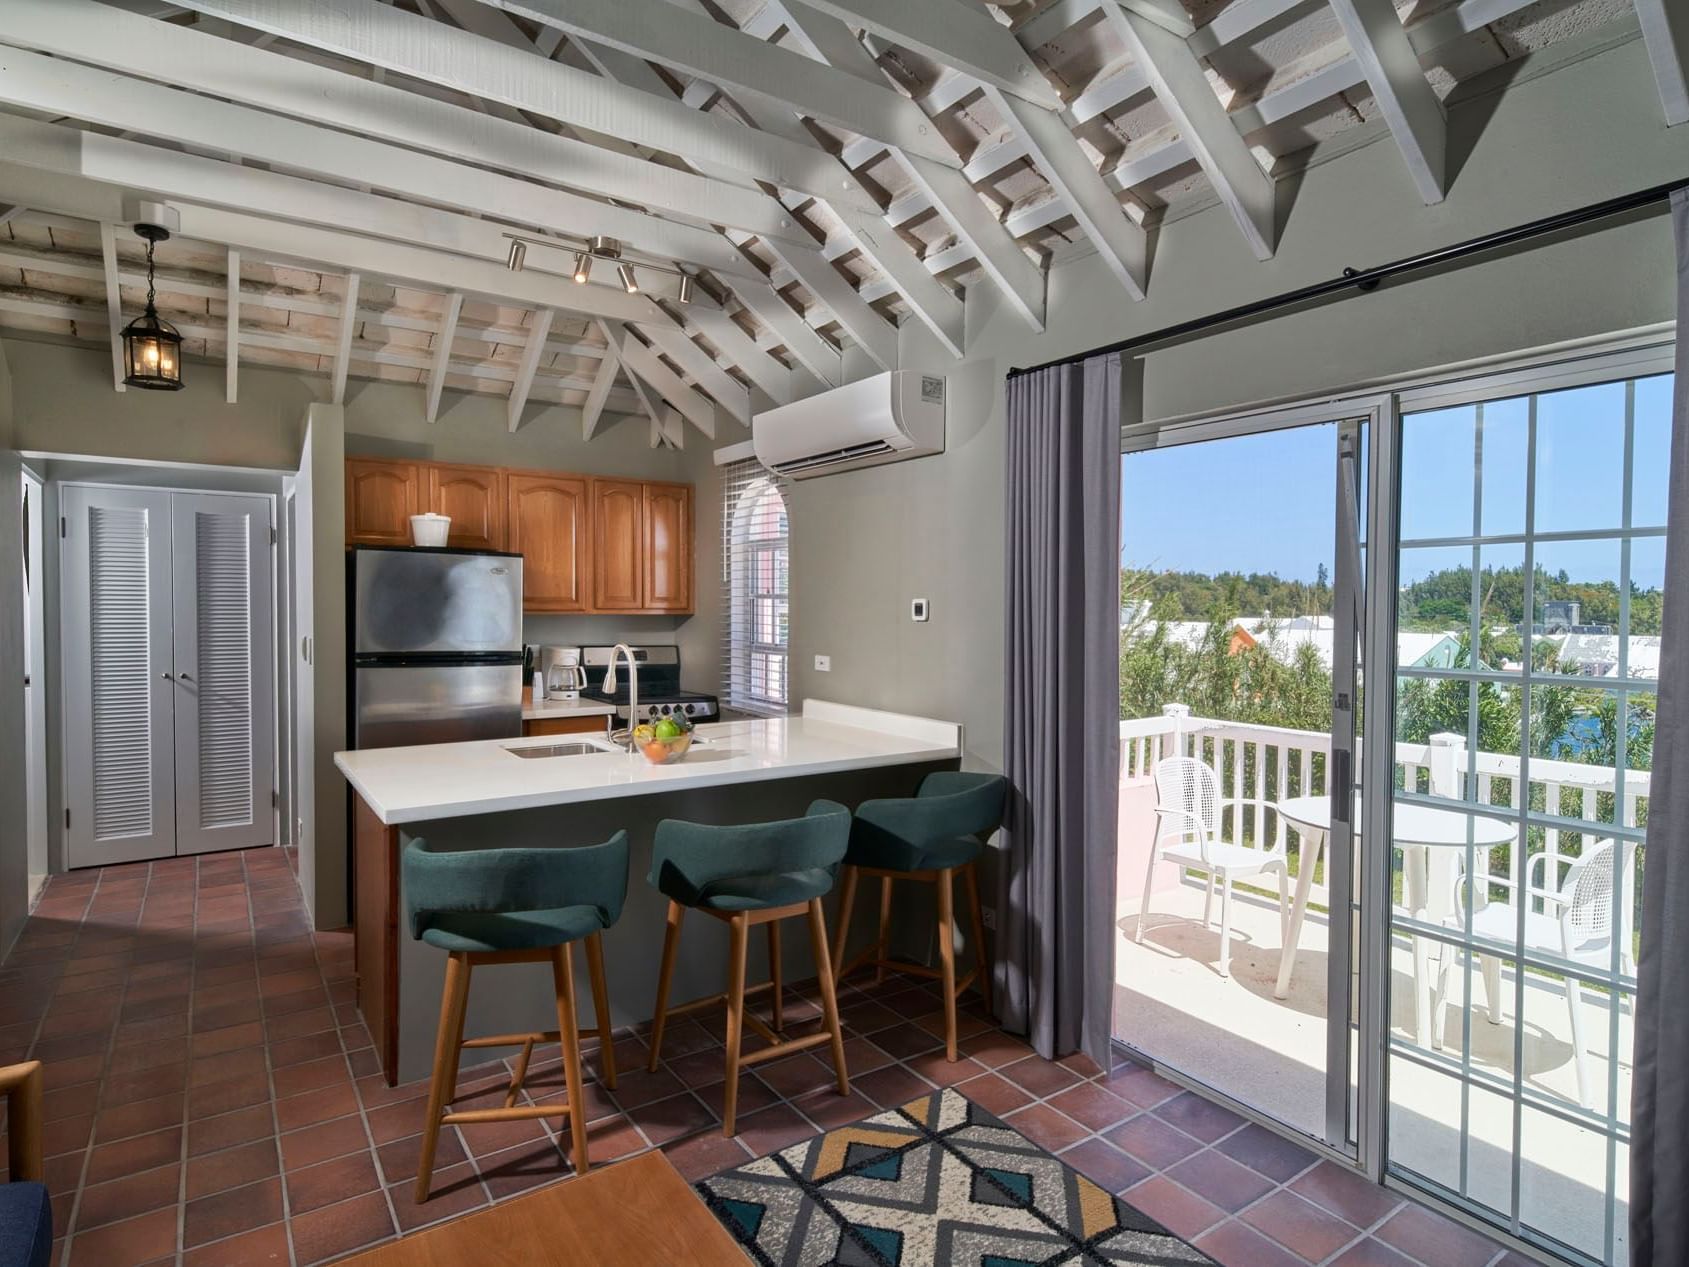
(1121, 706, 1650, 910)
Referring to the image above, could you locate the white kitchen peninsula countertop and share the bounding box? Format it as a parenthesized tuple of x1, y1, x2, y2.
(334, 700, 961, 826)
(520, 690, 616, 722)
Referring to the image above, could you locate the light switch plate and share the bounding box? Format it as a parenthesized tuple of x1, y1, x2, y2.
(911, 598, 929, 622)
(814, 654, 831, 672)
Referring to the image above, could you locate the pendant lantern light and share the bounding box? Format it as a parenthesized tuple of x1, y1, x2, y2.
(121, 223, 184, 391)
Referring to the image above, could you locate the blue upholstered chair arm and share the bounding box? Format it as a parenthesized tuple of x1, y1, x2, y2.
(403, 831, 630, 939)
(852, 772, 1007, 853)
(648, 800, 851, 902)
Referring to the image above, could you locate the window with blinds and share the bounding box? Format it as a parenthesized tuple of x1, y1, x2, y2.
(721, 459, 790, 715)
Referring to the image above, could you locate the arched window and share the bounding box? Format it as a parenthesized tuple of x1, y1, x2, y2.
(724, 468, 789, 714)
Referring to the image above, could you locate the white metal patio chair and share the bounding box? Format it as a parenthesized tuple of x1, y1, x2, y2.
(1137, 756, 1291, 978)
(1436, 838, 1636, 1109)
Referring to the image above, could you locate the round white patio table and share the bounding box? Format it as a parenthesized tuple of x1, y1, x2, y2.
(1271, 793, 1515, 1049)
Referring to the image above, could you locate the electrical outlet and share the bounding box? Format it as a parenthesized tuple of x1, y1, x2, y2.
(814, 654, 831, 672)
(981, 906, 997, 931)
(911, 597, 929, 622)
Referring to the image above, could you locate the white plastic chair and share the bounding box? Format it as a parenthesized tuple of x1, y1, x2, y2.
(1437, 838, 1636, 1109)
(1137, 756, 1290, 978)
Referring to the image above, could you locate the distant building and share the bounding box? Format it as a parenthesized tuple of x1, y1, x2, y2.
(1543, 599, 1581, 633)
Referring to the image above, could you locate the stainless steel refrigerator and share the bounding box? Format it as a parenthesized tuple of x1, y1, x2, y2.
(349, 546, 524, 749)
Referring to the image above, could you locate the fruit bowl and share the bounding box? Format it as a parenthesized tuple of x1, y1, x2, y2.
(631, 718, 694, 764)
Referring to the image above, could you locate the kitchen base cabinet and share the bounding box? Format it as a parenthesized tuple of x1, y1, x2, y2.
(523, 715, 611, 738)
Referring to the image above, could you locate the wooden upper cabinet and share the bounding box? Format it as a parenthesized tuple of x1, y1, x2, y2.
(346, 459, 420, 546)
(643, 482, 692, 612)
(591, 479, 645, 613)
(507, 473, 590, 612)
(428, 465, 505, 551)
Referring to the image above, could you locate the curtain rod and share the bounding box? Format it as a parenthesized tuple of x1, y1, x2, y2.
(1006, 177, 1689, 381)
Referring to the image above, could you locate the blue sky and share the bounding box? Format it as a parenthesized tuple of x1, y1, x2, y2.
(1121, 374, 1672, 589)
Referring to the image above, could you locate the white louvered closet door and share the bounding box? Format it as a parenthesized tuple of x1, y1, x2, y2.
(61, 486, 178, 868)
(170, 493, 275, 855)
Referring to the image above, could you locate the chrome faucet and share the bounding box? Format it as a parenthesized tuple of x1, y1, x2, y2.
(602, 643, 639, 752)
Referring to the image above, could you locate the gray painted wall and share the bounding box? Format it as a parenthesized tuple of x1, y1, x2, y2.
(0, 339, 28, 955)
(773, 35, 1689, 779)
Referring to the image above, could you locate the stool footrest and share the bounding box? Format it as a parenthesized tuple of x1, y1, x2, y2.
(740, 1030, 835, 1066)
(460, 1027, 611, 1050)
(850, 957, 981, 1000)
(443, 1103, 571, 1125)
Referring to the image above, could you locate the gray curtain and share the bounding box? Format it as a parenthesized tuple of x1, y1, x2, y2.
(1632, 188, 1689, 1267)
(997, 353, 1122, 1068)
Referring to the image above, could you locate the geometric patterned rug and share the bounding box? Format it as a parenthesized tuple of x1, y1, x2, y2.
(695, 1087, 1217, 1266)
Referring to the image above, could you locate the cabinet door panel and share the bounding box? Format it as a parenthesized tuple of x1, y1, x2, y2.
(592, 480, 645, 612)
(346, 459, 419, 546)
(428, 465, 505, 550)
(643, 483, 692, 613)
(508, 474, 589, 611)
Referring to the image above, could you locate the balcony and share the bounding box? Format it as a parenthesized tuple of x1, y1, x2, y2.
(1114, 707, 1640, 1261)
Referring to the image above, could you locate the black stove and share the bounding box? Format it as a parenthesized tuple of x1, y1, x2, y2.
(579, 644, 719, 724)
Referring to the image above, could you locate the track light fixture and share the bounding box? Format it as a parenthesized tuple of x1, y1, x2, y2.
(499, 232, 696, 302)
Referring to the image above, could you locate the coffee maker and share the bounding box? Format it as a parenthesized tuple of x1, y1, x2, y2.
(539, 646, 587, 702)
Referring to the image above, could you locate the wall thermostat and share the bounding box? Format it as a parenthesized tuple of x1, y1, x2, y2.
(911, 598, 929, 622)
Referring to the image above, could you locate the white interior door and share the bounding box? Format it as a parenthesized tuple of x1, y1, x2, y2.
(61, 485, 178, 868)
(170, 492, 275, 855)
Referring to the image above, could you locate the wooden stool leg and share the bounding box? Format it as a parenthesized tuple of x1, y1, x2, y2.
(875, 875, 894, 985)
(722, 913, 750, 1137)
(807, 899, 850, 1096)
(415, 952, 472, 1203)
(552, 943, 591, 1175)
(505, 1036, 536, 1108)
(647, 901, 684, 1073)
(585, 932, 617, 1091)
(767, 922, 784, 1032)
(936, 868, 959, 1062)
(964, 861, 992, 1018)
(831, 865, 858, 984)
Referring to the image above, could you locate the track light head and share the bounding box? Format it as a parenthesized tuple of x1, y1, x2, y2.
(677, 272, 695, 304)
(506, 239, 526, 271)
(572, 252, 591, 284)
(617, 263, 639, 294)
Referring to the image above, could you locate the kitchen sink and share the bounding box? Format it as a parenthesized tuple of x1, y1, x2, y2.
(504, 742, 612, 759)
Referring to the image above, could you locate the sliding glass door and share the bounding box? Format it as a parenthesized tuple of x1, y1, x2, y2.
(1383, 353, 1670, 1265)
(1115, 402, 1375, 1157)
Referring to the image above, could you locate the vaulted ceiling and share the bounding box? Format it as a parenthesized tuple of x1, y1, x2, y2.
(0, 0, 1681, 446)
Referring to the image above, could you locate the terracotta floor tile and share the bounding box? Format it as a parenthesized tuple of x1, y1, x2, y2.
(397, 1159, 489, 1232)
(68, 1206, 178, 1267)
(1122, 1174, 1228, 1243)
(1048, 1080, 1136, 1132)
(286, 1150, 382, 1215)
(954, 1072, 1035, 1118)
(188, 1073, 272, 1120)
(851, 1063, 936, 1110)
(999, 1054, 1084, 1099)
(1375, 1202, 1507, 1266)
(275, 1081, 361, 1132)
(280, 1114, 370, 1170)
(188, 1105, 274, 1157)
(1330, 1238, 1422, 1267)
(1215, 1122, 1320, 1184)
(1059, 1137, 1151, 1194)
(905, 1050, 988, 1087)
(1153, 1090, 1246, 1144)
(185, 1138, 279, 1200)
(288, 1191, 397, 1267)
(181, 1221, 290, 1267)
(1196, 1217, 1312, 1267)
(94, 1093, 183, 1144)
(1166, 1147, 1277, 1214)
(74, 1162, 182, 1230)
(789, 1088, 877, 1132)
(376, 1129, 467, 1186)
(183, 1177, 285, 1247)
(866, 1022, 943, 1061)
(1290, 1161, 1404, 1231)
(1243, 1188, 1364, 1261)
(662, 1129, 752, 1183)
(736, 1104, 816, 1158)
(628, 1091, 717, 1145)
(1003, 1102, 1089, 1153)
(473, 1139, 571, 1201)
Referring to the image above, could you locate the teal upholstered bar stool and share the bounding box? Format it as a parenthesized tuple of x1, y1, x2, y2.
(646, 801, 852, 1136)
(403, 831, 628, 1201)
(831, 772, 1007, 1061)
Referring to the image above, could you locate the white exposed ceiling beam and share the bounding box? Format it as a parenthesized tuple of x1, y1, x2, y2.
(98, 222, 128, 392)
(1116, 0, 1195, 37)
(567, 36, 872, 379)
(0, 205, 24, 227)
(797, 0, 1062, 109)
(506, 306, 553, 432)
(581, 343, 620, 441)
(331, 272, 360, 405)
(780, 0, 1046, 333)
(1104, 4, 1276, 260)
(1634, 0, 1689, 126)
(639, 325, 752, 427)
(0, 116, 669, 328)
(471, 0, 959, 166)
(0, 47, 758, 286)
(225, 247, 239, 404)
(760, 238, 899, 370)
(600, 322, 716, 438)
(682, 306, 817, 406)
(1326, 0, 1447, 203)
(980, 86, 1147, 299)
(3, 0, 809, 248)
(169, 0, 883, 213)
(425, 291, 463, 423)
